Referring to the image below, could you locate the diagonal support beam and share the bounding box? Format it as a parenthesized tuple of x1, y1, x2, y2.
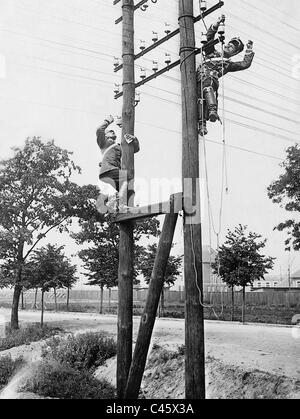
(124, 208, 179, 399)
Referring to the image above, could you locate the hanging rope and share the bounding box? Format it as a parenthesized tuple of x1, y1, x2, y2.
(198, 20, 232, 315)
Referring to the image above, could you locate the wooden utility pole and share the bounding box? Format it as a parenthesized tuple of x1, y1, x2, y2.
(117, 0, 135, 399)
(124, 203, 179, 399)
(179, 0, 206, 399)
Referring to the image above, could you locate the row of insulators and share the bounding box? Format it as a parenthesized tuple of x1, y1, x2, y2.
(114, 52, 172, 71)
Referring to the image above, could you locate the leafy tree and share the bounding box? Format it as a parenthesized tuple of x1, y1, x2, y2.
(212, 225, 275, 323)
(268, 145, 300, 251)
(29, 244, 77, 326)
(137, 243, 182, 317)
(73, 215, 160, 314)
(0, 138, 91, 329)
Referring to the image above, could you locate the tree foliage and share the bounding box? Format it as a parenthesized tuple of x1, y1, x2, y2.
(138, 243, 183, 287)
(268, 145, 300, 251)
(0, 138, 92, 328)
(212, 225, 275, 289)
(73, 215, 161, 289)
(28, 244, 77, 293)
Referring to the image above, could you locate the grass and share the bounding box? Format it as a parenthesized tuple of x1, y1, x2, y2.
(23, 331, 118, 399)
(0, 355, 24, 390)
(0, 324, 63, 352)
(41, 332, 117, 373)
(21, 360, 116, 399)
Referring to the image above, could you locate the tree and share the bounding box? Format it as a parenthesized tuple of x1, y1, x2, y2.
(73, 215, 161, 314)
(268, 145, 300, 251)
(29, 244, 77, 326)
(212, 225, 275, 323)
(138, 243, 183, 317)
(0, 138, 94, 329)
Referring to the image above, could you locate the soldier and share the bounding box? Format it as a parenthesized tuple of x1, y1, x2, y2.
(96, 115, 140, 212)
(197, 15, 255, 136)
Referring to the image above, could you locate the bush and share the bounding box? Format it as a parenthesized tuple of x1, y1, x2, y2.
(22, 360, 116, 399)
(0, 356, 24, 388)
(0, 324, 62, 352)
(42, 332, 117, 372)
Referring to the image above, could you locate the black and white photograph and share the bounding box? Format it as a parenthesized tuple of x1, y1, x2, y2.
(0, 0, 299, 403)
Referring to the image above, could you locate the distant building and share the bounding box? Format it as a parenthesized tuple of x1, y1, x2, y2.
(252, 271, 300, 291)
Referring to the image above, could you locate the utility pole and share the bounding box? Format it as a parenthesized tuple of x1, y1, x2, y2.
(117, 0, 135, 399)
(179, 0, 205, 399)
(114, 0, 223, 400)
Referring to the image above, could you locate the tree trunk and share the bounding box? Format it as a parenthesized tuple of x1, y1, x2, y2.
(34, 288, 38, 310)
(108, 288, 111, 314)
(21, 290, 25, 310)
(160, 288, 165, 318)
(99, 286, 104, 315)
(11, 283, 22, 330)
(53, 288, 57, 311)
(67, 287, 70, 312)
(11, 244, 25, 330)
(242, 287, 246, 324)
(41, 290, 45, 328)
(231, 287, 235, 321)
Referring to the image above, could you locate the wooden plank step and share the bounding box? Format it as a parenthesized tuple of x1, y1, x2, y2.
(113, 193, 183, 223)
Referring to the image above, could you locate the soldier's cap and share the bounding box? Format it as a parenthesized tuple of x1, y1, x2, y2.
(228, 38, 245, 53)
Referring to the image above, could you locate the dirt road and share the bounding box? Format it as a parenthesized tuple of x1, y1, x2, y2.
(1, 308, 299, 380)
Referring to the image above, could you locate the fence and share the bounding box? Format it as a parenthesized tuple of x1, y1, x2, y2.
(0, 289, 300, 308)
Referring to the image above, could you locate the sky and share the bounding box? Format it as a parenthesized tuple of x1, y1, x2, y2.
(0, 0, 300, 288)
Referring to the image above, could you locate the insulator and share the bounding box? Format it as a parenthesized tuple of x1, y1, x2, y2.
(201, 32, 207, 45)
(200, 0, 207, 12)
(114, 84, 120, 95)
(152, 31, 158, 43)
(140, 68, 146, 80)
(165, 53, 171, 66)
(135, 92, 141, 104)
(115, 116, 122, 127)
(140, 1, 149, 11)
(113, 57, 120, 68)
(140, 40, 146, 51)
(152, 61, 158, 72)
(165, 23, 171, 36)
(218, 22, 225, 36)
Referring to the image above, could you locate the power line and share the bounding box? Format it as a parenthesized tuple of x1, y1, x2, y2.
(136, 120, 284, 161)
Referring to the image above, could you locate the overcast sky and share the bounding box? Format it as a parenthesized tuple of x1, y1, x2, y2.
(0, 0, 300, 287)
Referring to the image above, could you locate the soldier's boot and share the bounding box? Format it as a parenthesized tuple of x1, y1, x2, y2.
(203, 86, 219, 123)
(197, 98, 208, 136)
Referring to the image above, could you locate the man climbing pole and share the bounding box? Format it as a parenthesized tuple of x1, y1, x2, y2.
(96, 115, 140, 213)
(197, 15, 255, 136)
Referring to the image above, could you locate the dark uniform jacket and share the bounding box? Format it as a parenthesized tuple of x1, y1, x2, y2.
(196, 24, 255, 86)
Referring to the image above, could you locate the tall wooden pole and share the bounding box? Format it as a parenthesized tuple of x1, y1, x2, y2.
(179, 0, 206, 399)
(124, 210, 178, 399)
(117, 0, 135, 399)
